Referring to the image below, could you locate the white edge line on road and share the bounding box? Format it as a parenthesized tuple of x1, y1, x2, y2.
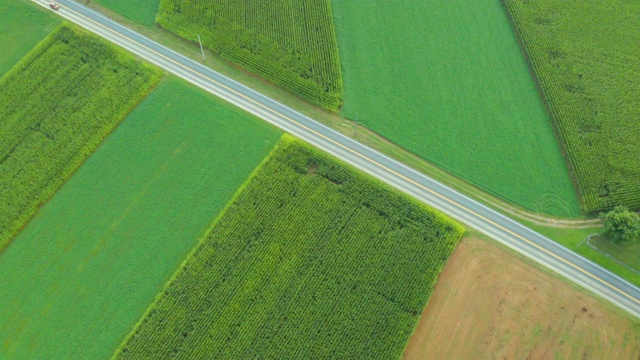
(34, 0, 640, 317)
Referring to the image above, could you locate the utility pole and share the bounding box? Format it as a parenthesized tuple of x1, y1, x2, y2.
(355, 112, 358, 138)
(197, 34, 206, 60)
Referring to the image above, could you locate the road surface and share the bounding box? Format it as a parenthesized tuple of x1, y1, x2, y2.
(36, 0, 640, 318)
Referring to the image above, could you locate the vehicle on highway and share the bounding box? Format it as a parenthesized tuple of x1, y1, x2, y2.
(49, 2, 60, 10)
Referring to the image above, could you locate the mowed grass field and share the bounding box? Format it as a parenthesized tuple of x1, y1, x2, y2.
(404, 237, 640, 359)
(115, 137, 463, 359)
(157, 0, 343, 110)
(92, 0, 160, 27)
(504, 0, 640, 214)
(0, 78, 281, 359)
(331, 1, 580, 217)
(0, 0, 59, 77)
(0, 24, 161, 252)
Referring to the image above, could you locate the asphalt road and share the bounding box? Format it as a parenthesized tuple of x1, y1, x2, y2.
(37, 0, 640, 318)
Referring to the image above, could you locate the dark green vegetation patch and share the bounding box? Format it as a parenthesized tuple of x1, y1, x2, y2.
(115, 136, 463, 359)
(157, 0, 343, 110)
(504, 0, 640, 214)
(0, 24, 161, 252)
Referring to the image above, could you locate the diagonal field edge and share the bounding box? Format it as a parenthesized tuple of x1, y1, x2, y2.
(33, 0, 640, 318)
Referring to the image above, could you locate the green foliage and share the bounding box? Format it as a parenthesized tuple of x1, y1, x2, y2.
(0, 24, 161, 253)
(601, 206, 640, 244)
(331, 1, 580, 217)
(0, 78, 281, 359)
(503, 0, 640, 214)
(0, 0, 60, 77)
(157, 0, 343, 111)
(525, 220, 640, 286)
(114, 136, 464, 359)
(92, 0, 160, 27)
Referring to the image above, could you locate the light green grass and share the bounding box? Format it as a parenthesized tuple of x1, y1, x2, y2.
(503, 0, 640, 214)
(115, 136, 463, 359)
(331, 0, 579, 217)
(0, 78, 281, 359)
(0, 24, 161, 253)
(91, 0, 160, 27)
(0, 0, 59, 77)
(80, 0, 585, 223)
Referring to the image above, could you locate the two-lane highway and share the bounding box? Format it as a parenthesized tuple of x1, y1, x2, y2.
(37, 0, 640, 317)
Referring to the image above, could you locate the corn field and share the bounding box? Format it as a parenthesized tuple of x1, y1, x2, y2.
(503, 0, 640, 214)
(114, 136, 463, 359)
(156, 0, 343, 111)
(0, 24, 161, 252)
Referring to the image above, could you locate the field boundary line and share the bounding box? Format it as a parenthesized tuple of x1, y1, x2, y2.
(39, 0, 640, 316)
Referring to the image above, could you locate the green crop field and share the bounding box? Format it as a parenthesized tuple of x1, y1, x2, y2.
(0, 24, 161, 253)
(157, 0, 343, 111)
(0, 0, 59, 77)
(114, 136, 464, 359)
(92, 0, 160, 27)
(331, 1, 580, 217)
(0, 78, 281, 359)
(503, 0, 640, 214)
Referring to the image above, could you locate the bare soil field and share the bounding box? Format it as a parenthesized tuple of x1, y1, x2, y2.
(404, 237, 640, 360)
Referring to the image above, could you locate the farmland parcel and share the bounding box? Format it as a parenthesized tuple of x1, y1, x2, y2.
(115, 137, 464, 359)
(0, 0, 59, 77)
(331, 1, 579, 217)
(0, 78, 281, 359)
(92, 0, 160, 27)
(404, 237, 640, 359)
(0, 24, 161, 252)
(503, 0, 640, 214)
(157, 0, 343, 110)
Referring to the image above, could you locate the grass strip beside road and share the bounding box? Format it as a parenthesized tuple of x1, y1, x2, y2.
(524, 221, 640, 288)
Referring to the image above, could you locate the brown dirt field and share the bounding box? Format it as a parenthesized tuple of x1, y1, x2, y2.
(404, 237, 640, 360)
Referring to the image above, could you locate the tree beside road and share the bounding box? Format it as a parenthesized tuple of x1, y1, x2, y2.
(601, 206, 640, 244)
